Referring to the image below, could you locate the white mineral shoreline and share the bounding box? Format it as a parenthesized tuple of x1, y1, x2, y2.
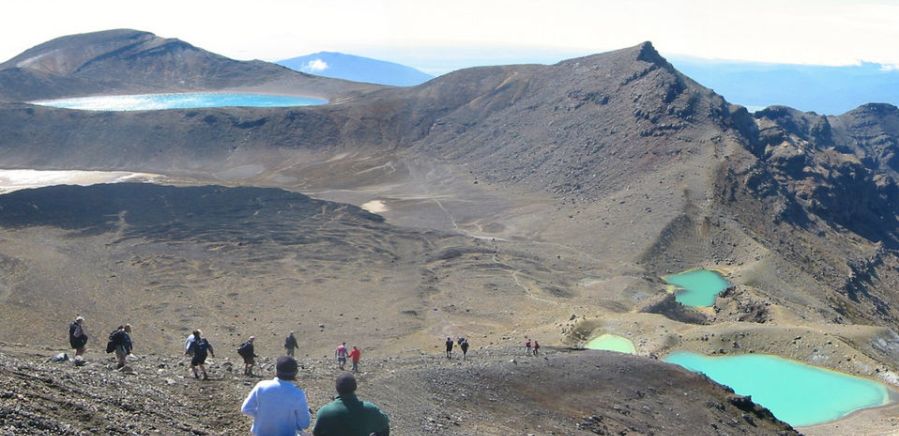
(0, 169, 162, 194)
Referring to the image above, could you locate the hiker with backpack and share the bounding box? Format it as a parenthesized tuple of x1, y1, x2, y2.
(68, 316, 88, 357)
(107, 324, 132, 369)
(187, 329, 214, 380)
(524, 338, 532, 356)
(533, 340, 540, 356)
(459, 337, 470, 361)
(284, 332, 298, 357)
(238, 336, 258, 376)
(445, 337, 454, 359)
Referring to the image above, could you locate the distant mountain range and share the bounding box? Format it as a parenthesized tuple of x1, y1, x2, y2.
(670, 58, 899, 115)
(280, 50, 899, 113)
(277, 52, 433, 87)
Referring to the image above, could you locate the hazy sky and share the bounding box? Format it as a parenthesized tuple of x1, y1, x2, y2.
(2, 0, 898, 74)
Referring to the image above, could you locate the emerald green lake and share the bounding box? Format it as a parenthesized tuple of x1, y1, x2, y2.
(664, 351, 890, 426)
(663, 269, 729, 307)
(585, 334, 636, 354)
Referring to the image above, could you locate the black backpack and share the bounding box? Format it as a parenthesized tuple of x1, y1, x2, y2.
(237, 341, 253, 357)
(106, 330, 122, 353)
(69, 322, 86, 348)
(192, 339, 210, 355)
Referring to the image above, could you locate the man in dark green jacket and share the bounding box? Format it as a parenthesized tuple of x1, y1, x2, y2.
(313, 373, 389, 436)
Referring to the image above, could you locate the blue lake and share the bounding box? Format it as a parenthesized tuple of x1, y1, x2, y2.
(585, 334, 636, 354)
(664, 351, 891, 426)
(663, 269, 729, 307)
(31, 92, 326, 111)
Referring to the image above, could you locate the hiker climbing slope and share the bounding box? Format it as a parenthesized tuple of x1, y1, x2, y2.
(460, 337, 470, 361)
(238, 336, 258, 376)
(68, 316, 88, 357)
(335, 342, 348, 370)
(187, 330, 214, 380)
(284, 332, 298, 357)
(445, 337, 454, 359)
(349, 346, 361, 373)
(107, 324, 132, 369)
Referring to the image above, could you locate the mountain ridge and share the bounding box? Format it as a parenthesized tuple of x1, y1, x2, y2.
(0, 29, 381, 102)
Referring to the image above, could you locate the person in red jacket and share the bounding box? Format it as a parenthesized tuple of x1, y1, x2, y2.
(349, 346, 362, 373)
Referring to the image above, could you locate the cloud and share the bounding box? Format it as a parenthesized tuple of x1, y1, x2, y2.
(880, 63, 899, 72)
(303, 59, 329, 72)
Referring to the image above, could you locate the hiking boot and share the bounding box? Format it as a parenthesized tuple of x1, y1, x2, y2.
(203, 374, 209, 381)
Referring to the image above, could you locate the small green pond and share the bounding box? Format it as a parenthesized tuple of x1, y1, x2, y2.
(585, 334, 636, 354)
(663, 269, 729, 307)
(664, 351, 891, 427)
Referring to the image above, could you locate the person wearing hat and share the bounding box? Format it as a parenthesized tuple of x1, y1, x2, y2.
(312, 373, 390, 436)
(241, 356, 311, 435)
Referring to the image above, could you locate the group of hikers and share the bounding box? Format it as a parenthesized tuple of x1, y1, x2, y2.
(68, 317, 133, 369)
(67, 316, 389, 435)
(524, 337, 541, 356)
(63, 318, 555, 436)
(444, 336, 471, 360)
(335, 341, 363, 372)
(62, 317, 539, 435)
(184, 332, 260, 377)
(70, 316, 367, 376)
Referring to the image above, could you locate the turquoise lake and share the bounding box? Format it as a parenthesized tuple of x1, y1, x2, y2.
(663, 269, 729, 307)
(32, 93, 326, 111)
(664, 351, 890, 426)
(585, 334, 636, 354)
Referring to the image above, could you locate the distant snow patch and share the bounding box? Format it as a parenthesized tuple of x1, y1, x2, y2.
(303, 59, 329, 72)
(361, 200, 388, 213)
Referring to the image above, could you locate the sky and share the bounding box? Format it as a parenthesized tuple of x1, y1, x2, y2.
(2, 0, 899, 75)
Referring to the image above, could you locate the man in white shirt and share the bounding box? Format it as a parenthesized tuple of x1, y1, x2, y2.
(241, 356, 311, 435)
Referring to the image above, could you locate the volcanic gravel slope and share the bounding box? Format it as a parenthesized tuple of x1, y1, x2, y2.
(0, 346, 795, 435)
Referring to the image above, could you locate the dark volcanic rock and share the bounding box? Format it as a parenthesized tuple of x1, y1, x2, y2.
(0, 183, 383, 240)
